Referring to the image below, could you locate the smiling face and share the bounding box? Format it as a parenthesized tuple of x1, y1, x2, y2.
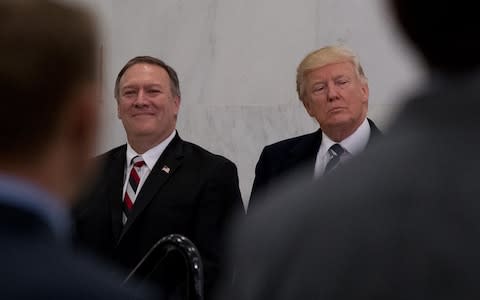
(117, 63, 180, 149)
(302, 61, 369, 140)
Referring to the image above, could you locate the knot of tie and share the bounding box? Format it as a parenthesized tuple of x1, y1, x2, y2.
(328, 143, 345, 158)
(131, 156, 145, 168)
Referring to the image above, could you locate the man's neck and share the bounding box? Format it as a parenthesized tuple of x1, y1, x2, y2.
(127, 130, 176, 154)
(325, 123, 362, 142)
(128, 137, 167, 154)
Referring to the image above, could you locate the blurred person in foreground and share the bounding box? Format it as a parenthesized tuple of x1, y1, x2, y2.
(218, 0, 480, 299)
(248, 45, 381, 211)
(0, 1, 156, 299)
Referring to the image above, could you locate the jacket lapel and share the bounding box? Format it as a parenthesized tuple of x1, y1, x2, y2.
(366, 118, 382, 147)
(287, 130, 322, 174)
(108, 146, 127, 242)
(117, 134, 184, 244)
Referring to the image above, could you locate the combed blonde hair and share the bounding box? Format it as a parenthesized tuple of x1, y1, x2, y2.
(296, 45, 367, 101)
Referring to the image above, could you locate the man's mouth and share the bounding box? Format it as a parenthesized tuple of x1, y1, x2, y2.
(328, 107, 346, 113)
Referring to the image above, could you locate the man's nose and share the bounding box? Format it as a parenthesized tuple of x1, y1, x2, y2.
(134, 90, 148, 106)
(327, 82, 340, 101)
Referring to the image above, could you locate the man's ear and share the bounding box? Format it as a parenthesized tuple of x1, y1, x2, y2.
(53, 82, 100, 203)
(116, 97, 121, 120)
(64, 82, 100, 159)
(360, 81, 369, 104)
(173, 95, 181, 118)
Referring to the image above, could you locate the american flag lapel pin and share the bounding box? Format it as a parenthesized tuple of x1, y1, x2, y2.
(161, 165, 170, 174)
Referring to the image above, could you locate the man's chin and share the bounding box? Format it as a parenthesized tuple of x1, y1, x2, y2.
(326, 114, 353, 127)
(131, 131, 157, 138)
(127, 124, 158, 136)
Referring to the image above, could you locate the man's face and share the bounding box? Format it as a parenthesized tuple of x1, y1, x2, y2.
(302, 61, 368, 137)
(117, 63, 180, 144)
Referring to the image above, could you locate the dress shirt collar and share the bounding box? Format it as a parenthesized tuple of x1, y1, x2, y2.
(126, 129, 177, 169)
(318, 118, 371, 158)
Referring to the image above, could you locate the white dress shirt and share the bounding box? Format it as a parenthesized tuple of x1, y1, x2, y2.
(314, 118, 371, 178)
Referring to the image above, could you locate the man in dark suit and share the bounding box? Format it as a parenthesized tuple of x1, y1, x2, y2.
(0, 1, 155, 299)
(249, 45, 381, 210)
(218, 1, 480, 299)
(75, 56, 243, 299)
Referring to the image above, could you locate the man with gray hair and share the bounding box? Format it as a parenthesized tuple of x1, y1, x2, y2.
(75, 55, 243, 300)
(249, 45, 381, 211)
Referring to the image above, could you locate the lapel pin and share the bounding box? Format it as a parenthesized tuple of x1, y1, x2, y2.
(162, 165, 170, 174)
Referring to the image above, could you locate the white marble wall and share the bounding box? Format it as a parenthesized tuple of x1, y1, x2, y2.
(75, 0, 425, 206)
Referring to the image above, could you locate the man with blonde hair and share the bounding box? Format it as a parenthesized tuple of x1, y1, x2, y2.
(219, 0, 480, 298)
(249, 45, 381, 210)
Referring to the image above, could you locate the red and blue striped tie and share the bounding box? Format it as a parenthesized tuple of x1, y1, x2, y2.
(123, 156, 145, 224)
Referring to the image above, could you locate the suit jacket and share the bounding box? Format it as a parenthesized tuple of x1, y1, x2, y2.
(0, 202, 155, 299)
(219, 75, 480, 300)
(75, 132, 243, 300)
(249, 118, 381, 210)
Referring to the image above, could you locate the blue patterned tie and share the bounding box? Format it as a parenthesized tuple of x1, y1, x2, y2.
(324, 144, 345, 174)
